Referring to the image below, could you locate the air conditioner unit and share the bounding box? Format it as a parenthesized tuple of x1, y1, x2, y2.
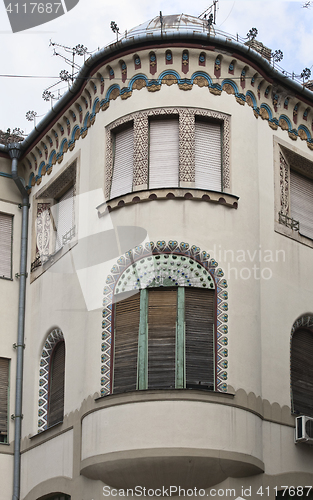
(295, 415, 313, 444)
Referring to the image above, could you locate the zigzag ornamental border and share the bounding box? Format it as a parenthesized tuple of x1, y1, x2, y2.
(37, 328, 64, 433)
(104, 107, 231, 199)
(290, 314, 313, 412)
(101, 240, 229, 397)
(25, 69, 313, 192)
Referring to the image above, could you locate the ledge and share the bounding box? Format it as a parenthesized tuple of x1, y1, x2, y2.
(275, 221, 313, 250)
(80, 398, 264, 490)
(97, 188, 239, 216)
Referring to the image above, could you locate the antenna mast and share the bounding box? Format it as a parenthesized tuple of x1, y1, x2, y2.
(198, 0, 219, 23)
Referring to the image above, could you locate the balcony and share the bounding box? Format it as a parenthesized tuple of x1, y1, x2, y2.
(80, 391, 264, 491)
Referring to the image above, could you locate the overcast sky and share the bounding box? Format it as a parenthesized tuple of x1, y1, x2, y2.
(0, 0, 312, 135)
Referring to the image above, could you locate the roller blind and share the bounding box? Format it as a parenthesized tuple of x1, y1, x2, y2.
(291, 328, 313, 416)
(148, 288, 177, 389)
(290, 170, 313, 240)
(149, 119, 179, 188)
(48, 341, 65, 427)
(195, 121, 222, 191)
(55, 186, 74, 251)
(0, 213, 13, 279)
(0, 358, 9, 441)
(113, 293, 140, 394)
(185, 288, 214, 389)
(110, 126, 134, 199)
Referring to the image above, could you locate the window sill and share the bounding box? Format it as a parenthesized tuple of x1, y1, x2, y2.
(275, 220, 313, 249)
(97, 188, 239, 216)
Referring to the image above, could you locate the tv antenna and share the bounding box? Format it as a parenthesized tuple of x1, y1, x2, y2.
(198, 0, 219, 24)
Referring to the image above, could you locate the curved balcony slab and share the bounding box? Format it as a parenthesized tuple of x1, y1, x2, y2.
(81, 397, 264, 490)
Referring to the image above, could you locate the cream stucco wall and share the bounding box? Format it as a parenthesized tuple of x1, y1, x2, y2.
(12, 36, 313, 496)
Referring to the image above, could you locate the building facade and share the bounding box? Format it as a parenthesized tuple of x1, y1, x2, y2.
(1, 13, 313, 500)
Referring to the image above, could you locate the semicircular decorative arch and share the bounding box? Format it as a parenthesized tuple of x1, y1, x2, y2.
(38, 327, 64, 432)
(101, 240, 229, 396)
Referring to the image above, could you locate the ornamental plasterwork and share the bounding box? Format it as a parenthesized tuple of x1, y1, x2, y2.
(38, 328, 64, 433)
(133, 114, 149, 187)
(24, 64, 313, 190)
(279, 152, 289, 215)
(105, 107, 230, 199)
(179, 109, 195, 183)
(101, 240, 229, 396)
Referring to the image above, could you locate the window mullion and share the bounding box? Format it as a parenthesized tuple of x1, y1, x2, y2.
(137, 289, 148, 390)
(176, 286, 185, 389)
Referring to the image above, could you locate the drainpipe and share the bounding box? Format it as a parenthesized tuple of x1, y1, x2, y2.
(7, 143, 28, 500)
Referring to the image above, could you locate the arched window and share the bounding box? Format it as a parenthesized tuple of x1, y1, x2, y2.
(110, 251, 218, 394)
(48, 340, 65, 427)
(113, 286, 215, 393)
(291, 323, 313, 416)
(102, 242, 229, 397)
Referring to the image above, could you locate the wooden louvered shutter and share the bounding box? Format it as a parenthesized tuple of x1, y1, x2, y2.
(195, 120, 222, 191)
(48, 341, 65, 427)
(0, 358, 9, 441)
(185, 288, 214, 390)
(110, 126, 134, 199)
(55, 186, 74, 251)
(291, 328, 313, 416)
(0, 213, 13, 279)
(148, 288, 177, 389)
(149, 119, 179, 188)
(113, 292, 140, 393)
(290, 170, 313, 240)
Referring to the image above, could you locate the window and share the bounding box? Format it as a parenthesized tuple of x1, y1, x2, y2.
(113, 286, 214, 394)
(149, 118, 179, 189)
(276, 143, 313, 246)
(0, 358, 9, 443)
(110, 124, 134, 199)
(55, 186, 75, 252)
(195, 119, 222, 191)
(48, 340, 65, 427)
(291, 327, 313, 416)
(106, 108, 230, 201)
(290, 169, 313, 240)
(32, 161, 77, 273)
(0, 213, 13, 279)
